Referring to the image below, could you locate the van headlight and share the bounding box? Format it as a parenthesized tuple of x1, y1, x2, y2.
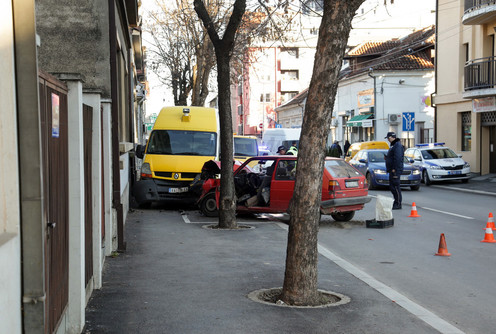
(141, 163, 152, 178)
(412, 169, 421, 175)
(373, 169, 387, 174)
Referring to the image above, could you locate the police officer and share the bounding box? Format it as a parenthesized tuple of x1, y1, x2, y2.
(287, 142, 298, 156)
(385, 132, 404, 210)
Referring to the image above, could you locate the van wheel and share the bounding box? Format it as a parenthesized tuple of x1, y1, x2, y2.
(200, 192, 218, 217)
(331, 211, 355, 222)
(423, 170, 432, 186)
(366, 173, 375, 190)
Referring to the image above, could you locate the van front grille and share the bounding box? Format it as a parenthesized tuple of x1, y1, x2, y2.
(154, 172, 198, 179)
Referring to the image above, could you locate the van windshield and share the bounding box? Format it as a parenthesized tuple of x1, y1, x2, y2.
(146, 130, 217, 156)
(234, 137, 258, 156)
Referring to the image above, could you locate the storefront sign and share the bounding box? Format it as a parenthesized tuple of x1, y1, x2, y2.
(472, 97, 496, 113)
(362, 119, 373, 127)
(357, 89, 374, 108)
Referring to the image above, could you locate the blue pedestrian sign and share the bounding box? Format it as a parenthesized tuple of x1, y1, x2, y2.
(402, 112, 415, 132)
(275, 123, 282, 128)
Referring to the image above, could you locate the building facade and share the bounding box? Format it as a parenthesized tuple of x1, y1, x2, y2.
(0, 1, 146, 333)
(276, 26, 436, 150)
(435, 0, 496, 175)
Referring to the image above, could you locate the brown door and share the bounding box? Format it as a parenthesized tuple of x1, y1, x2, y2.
(83, 104, 94, 286)
(39, 72, 69, 333)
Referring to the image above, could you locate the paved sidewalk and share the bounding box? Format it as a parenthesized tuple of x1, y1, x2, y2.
(431, 173, 496, 196)
(84, 208, 442, 334)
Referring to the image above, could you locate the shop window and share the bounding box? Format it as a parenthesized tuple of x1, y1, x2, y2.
(461, 111, 471, 151)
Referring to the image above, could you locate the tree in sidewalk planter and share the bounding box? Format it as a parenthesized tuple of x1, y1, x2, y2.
(194, 0, 246, 229)
(280, 0, 365, 306)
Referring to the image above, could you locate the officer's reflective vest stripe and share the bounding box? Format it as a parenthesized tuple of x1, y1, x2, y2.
(287, 146, 298, 156)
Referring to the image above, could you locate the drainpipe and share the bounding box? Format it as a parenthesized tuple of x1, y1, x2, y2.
(14, 0, 46, 331)
(368, 68, 377, 140)
(108, 0, 126, 251)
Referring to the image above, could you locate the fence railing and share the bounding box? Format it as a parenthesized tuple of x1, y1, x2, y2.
(464, 0, 496, 13)
(464, 56, 496, 91)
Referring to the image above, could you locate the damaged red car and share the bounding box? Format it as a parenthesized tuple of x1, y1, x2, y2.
(198, 156, 371, 221)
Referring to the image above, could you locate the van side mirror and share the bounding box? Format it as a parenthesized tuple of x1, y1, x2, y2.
(136, 145, 145, 159)
(358, 159, 367, 163)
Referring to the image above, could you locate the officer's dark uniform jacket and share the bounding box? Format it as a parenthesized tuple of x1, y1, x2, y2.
(385, 138, 404, 176)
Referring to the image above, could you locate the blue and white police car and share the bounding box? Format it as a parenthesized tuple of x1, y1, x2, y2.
(404, 143, 471, 185)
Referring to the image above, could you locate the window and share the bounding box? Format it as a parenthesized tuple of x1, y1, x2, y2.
(260, 93, 271, 102)
(281, 92, 298, 103)
(280, 47, 298, 58)
(275, 160, 296, 180)
(461, 111, 471, 151)
(281, 70, 299, 80)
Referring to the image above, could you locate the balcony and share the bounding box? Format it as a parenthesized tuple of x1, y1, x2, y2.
(463, 0, 496, 25)
(463, 56, 496, 98)
(279, 79, 301, 92)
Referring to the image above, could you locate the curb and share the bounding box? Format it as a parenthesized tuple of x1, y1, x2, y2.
(432, 184, 496, 197)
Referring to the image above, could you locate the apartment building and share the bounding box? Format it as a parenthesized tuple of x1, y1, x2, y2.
(435, 0, 496, 175)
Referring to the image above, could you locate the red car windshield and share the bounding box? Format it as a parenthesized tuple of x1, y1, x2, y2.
(325, 160, 362, 178)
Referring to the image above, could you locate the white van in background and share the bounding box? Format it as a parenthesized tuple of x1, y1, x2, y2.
(262, 128, 301, 154)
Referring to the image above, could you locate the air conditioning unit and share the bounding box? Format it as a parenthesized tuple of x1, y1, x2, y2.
(388, 114, 401, 124)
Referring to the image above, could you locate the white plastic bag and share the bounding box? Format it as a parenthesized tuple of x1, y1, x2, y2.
(376, 195, 394, 221)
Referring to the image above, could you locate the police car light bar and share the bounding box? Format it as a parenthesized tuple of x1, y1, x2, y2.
(416, 142, 445, 147)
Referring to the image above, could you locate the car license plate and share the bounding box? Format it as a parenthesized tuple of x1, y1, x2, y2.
(450, 171, 461, 175)
(400, 175, 409, 180)
(345, 180, 359, 188)
(169, 187, 188, 193)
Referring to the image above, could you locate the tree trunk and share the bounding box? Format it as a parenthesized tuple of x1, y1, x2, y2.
(280, 0, 365, 306)
(216, 53, 237, 228)
(194, 0, 246, 229)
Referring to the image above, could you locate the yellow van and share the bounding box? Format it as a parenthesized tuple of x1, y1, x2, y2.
(134, 106, 219, 206)
(345, 141, 390, 161)
(234, 135, 259, 162)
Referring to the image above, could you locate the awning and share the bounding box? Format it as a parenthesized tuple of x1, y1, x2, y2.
(346, 114, 372, 127)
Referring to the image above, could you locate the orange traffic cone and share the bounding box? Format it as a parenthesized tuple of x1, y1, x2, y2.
(435, 233, 451, 256)
(484, 213, 495, 231)
(408, 202, 421, 218)
(481, 227, 496, 243)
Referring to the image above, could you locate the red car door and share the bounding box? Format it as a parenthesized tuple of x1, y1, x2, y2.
(269, 158, 296, 211)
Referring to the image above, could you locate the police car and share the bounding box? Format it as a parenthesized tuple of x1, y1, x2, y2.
(404, 143, 471, 185)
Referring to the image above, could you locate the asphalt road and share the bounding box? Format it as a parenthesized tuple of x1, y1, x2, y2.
(316, 184, 496, 334)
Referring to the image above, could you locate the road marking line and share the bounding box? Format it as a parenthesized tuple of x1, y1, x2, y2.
(181, 214, 192, 223)
(420, 207, 474, 220)
(274, 222, 465, 334)
(368, 195, 474, 220)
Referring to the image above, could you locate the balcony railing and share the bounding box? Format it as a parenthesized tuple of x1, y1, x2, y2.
(463, 0, 496, 24)
(464, 56, 496, 91)
(465, 0, 495, 12)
